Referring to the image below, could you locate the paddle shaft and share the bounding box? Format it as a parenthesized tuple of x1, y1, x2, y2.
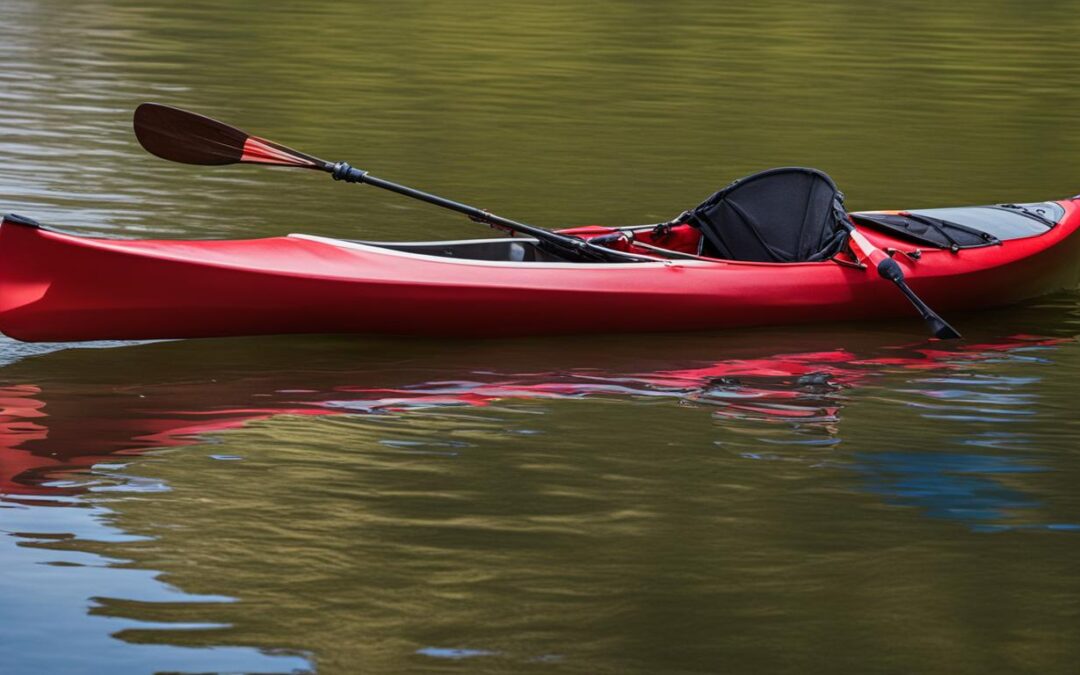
(328, 162, 653, 262)
(131, 103, 655, 263)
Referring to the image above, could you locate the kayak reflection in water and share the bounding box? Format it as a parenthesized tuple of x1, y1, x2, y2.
(0, 333, 1073, 531)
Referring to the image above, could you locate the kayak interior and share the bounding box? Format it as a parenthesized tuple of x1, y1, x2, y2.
(361, 237, 576, 263)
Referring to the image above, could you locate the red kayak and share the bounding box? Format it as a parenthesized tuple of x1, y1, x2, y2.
(2, 197, 1079, 342)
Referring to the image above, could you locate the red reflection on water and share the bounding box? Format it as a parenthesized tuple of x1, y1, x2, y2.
(0, 384, 50, 495)
(0, 336, 1065, 500)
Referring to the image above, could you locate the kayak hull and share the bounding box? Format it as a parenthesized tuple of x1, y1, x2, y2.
(2, 202, 1080, 342)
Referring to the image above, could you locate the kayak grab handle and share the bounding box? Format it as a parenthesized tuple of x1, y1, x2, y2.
(1, 213, 42, 229)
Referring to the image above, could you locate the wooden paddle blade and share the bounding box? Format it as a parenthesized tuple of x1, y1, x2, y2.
(134, 103, 246, 165)
(133, 103, 329, 169)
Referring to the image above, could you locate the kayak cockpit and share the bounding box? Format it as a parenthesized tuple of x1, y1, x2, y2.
(343, 219, 714, 263)
(344, 198, 1066, 264)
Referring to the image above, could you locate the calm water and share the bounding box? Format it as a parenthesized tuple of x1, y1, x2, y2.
(3, 1, 1080, 673)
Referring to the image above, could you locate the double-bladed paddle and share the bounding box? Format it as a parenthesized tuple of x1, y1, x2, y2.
(133, 103, 961, 339)
(132, 103, 656, 263)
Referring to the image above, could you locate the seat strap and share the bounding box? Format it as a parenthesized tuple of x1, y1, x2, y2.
(684, 208, 736, 259)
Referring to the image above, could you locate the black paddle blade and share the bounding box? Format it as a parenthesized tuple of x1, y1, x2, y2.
(924, 313, 963, 340)
(133, 103, 330, 170)
(891, 277, 962, 340)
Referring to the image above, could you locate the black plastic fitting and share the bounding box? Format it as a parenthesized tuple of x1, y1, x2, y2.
(876, 257, 904, 283)
(331, 162, 368, 184)
(2, 213, 41, 229)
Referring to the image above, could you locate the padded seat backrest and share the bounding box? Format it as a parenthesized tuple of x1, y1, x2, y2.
(687, 167, 848, 262)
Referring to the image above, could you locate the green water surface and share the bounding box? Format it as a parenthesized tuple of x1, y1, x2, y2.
(2, 2, 1080, 673)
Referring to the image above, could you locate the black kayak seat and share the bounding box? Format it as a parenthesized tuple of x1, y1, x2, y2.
(680, 167, 849, 263)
